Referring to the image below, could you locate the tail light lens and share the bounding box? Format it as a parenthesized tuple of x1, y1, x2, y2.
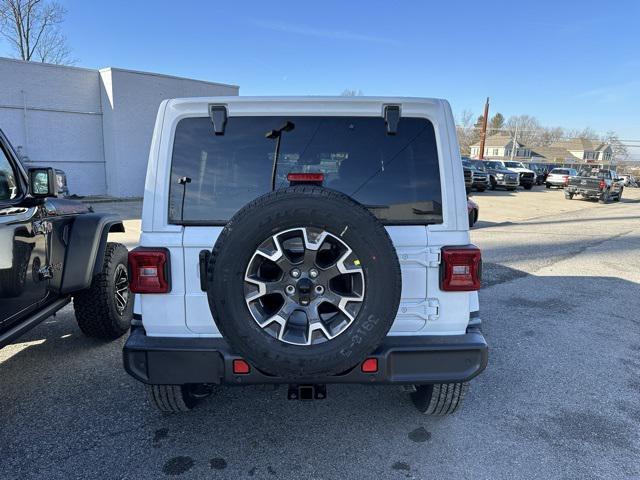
(440, 246, 482, 291)
(599, 180, 606, 190)
(563, 176, 569, 186)
(128, 248, 171, 293)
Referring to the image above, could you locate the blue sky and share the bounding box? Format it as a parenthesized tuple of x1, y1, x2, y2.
(2, 0, 639, 145)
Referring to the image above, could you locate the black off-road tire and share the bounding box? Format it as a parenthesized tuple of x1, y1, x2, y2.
(411, 383, 469, 415)
(73, 242, 132, 340)
(207, 186, 402, 378)
(147, 384, 212, 413)
(545, 183, 551, 189)
(524, 184, 533, 190)
(476, 186, 486, 192)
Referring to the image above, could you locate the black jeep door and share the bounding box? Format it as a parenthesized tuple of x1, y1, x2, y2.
(0, 133, 49, 331)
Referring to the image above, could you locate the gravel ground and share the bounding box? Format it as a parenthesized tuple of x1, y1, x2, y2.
(1, 187, 639, 479)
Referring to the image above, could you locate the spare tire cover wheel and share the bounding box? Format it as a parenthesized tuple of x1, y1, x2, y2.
(207, 186, 402, 377)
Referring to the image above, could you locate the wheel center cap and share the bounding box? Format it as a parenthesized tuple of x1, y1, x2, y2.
(296, 277, 313, 295)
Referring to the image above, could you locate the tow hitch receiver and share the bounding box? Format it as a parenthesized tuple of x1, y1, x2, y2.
(288, 384, 326, 400)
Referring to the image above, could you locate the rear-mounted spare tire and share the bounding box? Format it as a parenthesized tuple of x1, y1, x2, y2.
(207, 186, 402, 378)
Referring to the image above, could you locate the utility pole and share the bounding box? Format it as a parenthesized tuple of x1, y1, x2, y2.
(478, 97, 490, 160)
(511, 120, 518, 160)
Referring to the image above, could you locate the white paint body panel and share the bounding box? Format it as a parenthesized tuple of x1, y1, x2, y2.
(138, 97, 475, 338)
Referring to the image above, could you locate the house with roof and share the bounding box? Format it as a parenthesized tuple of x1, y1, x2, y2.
(528, 145, 577, 163)
(469, 134, 531, 159)
(547, 138, 612, 162)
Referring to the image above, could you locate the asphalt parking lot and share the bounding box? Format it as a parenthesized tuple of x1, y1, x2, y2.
(1, 187, 639, 479)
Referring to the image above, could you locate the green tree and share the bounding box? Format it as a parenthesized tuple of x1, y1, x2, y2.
(489, 113, 505, 134)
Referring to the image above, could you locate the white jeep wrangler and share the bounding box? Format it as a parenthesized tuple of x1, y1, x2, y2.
(123, 97, 487, 413)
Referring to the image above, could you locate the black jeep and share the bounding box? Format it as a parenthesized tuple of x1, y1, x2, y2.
(0, 130, 132, 348)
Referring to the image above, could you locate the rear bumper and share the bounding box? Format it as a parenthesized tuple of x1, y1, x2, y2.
(123, 325, 488, 386)
(566, 186, 602, 196)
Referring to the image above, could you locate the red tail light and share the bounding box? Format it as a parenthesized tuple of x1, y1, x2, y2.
(440, 246, 482, 291)
(287, 172, 324, 185)
(599, 180, 606, 190)
(563, 175, 569, 186)
(128, 248, 171, 293)
(361, 358, 378, 373)
(232, 359, 251, 375)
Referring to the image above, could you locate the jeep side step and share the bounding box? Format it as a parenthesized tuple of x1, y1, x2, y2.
(288, 384, 327, 400)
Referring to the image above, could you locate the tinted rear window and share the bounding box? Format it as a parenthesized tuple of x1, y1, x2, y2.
(169, 116, 442, 225)
(551, 169, 569, 175)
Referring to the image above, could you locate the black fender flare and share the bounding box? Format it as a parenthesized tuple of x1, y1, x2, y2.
(60, 213, 125, 294)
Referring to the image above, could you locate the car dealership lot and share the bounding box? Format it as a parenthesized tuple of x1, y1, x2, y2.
(1, 188, 639, 480)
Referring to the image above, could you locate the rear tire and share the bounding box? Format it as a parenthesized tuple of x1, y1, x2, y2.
(524, 184, 533, 190)
(411, 383, 469, 415)
(74, 242, 133, 340)
(599, 189, 612, 204)
(545, 183, 551, 189)
(615, 187, 623, 202)
(476, 186, 486, 192)
(147, 384, 212, 413)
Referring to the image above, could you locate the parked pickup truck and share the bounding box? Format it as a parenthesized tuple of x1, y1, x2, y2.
(565, 168, 624, 203)
(462, 158, 488, 192)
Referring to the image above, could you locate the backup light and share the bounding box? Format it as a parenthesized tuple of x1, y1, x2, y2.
(440, 246, 482, 291)
(128, 248, 171, 294)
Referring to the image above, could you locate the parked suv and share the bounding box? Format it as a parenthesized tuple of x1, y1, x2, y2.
(123, 97, 487, 414)
(0, 130, 132, 348)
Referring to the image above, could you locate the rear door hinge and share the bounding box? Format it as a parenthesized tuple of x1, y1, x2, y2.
(426, 298, 440, 320)
(427, 248, 441, 267)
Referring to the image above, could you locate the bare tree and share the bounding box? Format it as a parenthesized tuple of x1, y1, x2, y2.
(456, 109, 479, 155)
(602, 131, 628, 162)
(0, 0, 73, 64)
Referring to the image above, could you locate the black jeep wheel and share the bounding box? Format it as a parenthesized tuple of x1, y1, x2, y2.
(524, 184, 533, 190)
(207, 186, 402, 378)
(74, 242, 133, 339)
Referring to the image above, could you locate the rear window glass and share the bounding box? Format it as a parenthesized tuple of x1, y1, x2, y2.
(169, 116, 442, 225)
(551, 169, 569, 174)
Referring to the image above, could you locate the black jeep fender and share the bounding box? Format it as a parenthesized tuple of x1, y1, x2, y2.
(60, 213, 125, 294)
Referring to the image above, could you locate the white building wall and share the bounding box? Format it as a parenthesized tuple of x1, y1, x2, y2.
(0, 58, 239, 197)
(100, 68, 238, 197)
(0, 58, 106, 195)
